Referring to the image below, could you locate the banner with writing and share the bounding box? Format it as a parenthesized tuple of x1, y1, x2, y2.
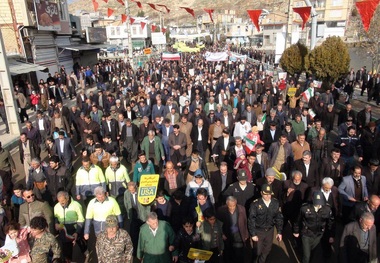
(138, 174, 159, 205)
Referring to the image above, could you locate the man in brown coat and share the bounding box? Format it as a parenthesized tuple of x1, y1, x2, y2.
(90, 143, 111, 171)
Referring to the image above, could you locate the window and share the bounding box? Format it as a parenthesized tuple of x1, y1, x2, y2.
(139, 27, 142, 34)
(58, 1, 67, 21)
(331, 0, 342, 6)
(111, 28, 115, 36)
(132, 26, 137, 35)
(116, 27, 120, 35)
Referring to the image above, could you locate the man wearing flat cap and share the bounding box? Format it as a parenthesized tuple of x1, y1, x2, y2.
(248, 183, 283, 263)
(96, 215, 133, 263)
(293, 191, 334, 263)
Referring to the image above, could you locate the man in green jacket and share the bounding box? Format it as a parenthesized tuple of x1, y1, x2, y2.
(137, 212, 178, 263)
(140, 130, 165, 166)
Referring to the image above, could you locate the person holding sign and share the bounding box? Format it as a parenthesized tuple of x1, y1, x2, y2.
(196, 208, 224, 263)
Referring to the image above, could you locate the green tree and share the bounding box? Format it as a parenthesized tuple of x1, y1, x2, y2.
(279, 41, 308, 76)
(137, 10, 145, 17)
(307, 36, 350, 85)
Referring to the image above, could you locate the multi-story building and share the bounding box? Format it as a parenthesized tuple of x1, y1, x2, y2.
(0, 0, 73, 82)
(106, 17, 151, 49)
(293, 0, 351, 40)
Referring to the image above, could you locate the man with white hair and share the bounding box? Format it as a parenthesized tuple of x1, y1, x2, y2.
(309, 177, 339, 259)
(104, 156, 130, 197)
(310, 177, 339, 217)
(84, 186, 122, 239)
(340, 212, 377, 262)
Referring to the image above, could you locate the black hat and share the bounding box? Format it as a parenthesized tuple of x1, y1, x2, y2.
(237, 170, 248, 181)
(313, 191, 325, 206)
(369, 159, 379, 166)
(261, 184, 274, 195)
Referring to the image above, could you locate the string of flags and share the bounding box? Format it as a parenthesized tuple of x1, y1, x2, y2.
(91, 0, 380, 34)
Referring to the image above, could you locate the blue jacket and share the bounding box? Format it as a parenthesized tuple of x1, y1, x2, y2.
(338, 175, 368, 207)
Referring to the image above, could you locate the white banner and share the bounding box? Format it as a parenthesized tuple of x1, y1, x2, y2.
(229, 52, 247, 62)
(152, 32, 167, 45)
(204, 52, 229, 62)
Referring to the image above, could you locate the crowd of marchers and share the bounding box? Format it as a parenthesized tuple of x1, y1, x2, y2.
(0, 48, 379, 263)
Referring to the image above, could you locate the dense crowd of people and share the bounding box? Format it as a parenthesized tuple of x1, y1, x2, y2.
(0, 48, 379, 263)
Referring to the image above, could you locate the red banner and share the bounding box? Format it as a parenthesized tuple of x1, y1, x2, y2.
(293, 6, 311, 30)
(92, 0, 99, 12)
(134, 1, 142, 8)
(180, 7, 195, 18)
(204, 9, 214, 23)
(151, 24, 157, 32)
(157, 4, 170, 13)
(162, 27, 166, 34)
(141, 21, 146, 30)
(247, 10, 262, 32)
(148, 3, 160, 11)
(356, 0, 380, 32)
(107, 8, 114, 17)
(121, 14, 127, 23)
(130, 17, 135, 24)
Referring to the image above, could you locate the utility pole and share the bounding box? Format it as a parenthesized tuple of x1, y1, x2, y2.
(0, 30, 21, 135)
(303, 0, 317, 49)
(8, 0, 23, 55)
(124, 0, 133, 66)
(284, 0, 294, 50)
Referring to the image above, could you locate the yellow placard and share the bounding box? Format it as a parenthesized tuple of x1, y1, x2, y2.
(137, 174, 159, 205)
(144, 48, 152, 55)
(187, 248, 213, 260)
(287, 87, 297, 97)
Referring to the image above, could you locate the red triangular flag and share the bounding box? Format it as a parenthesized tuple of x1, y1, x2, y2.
(204, 9, 214, 23)
(107, 8, 114, 17)
(121, 14, 127, 23)
(151, 24, 157, 32)
(116, 0, 124, 5)
(293, 7, 311, 30)
(148, 3, 159, 11)
(162, 27, 166, 34)
(141, 22, 146, 30)
(157, 4, 170, 13)
(356, 0, 380, 32)
(129, 17, 135, 24)
(102, 0, 108, 3)
(134, 1, 142, 8)
(180, 7, 195, 18)
(247, 10, 262, 32)
(92, 0, 99, 12)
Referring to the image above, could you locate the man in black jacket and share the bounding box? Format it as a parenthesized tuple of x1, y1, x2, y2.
(209, 162, 234, 208)
(120, 118, 139, 163)
(293, 191, 334, 263)
(248, 183, 283, 263)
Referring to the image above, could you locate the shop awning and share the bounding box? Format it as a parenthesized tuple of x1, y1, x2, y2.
(57, 44, 104, 51)
(8, 59, 48, 76)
